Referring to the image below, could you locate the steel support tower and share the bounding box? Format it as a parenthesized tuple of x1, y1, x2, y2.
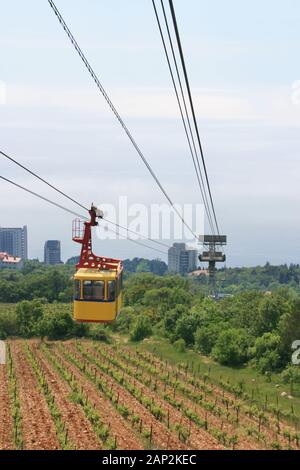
(199, 235, 227, 296)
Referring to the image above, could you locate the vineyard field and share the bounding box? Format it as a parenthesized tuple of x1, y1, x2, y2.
(0, 339, 300, 450)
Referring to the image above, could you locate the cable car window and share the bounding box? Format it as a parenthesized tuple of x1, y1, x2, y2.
(108, 280, 116, 301)
(83, 280, 93, 300)
(93, 281, 104, 300)
(74, 280, 81, 300)
(83, 280, 104, 301)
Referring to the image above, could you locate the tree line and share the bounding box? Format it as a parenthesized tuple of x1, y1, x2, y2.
(111, 273, 300, 382)
(1, 262, 300, 383)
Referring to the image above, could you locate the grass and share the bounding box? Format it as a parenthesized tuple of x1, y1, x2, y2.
(128, 337, 300, 419)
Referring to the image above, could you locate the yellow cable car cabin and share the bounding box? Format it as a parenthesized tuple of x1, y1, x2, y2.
(74, 267, 123, 323)
(72, 205, 123, 323)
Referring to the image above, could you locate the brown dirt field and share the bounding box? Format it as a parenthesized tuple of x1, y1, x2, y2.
(5, 339, 298, 451)
(62, 342, 187, 450)
(84, 344, 224, 450)
(97, 344, 261, 450)
(10, 342, 59, 450)
(0, 365, 13, 449)
(79, 342, 223, 450)
(30, 342, 101, 450)
(47, 343, 144, 450)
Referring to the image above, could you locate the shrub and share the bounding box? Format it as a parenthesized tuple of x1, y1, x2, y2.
(173, 338, 186, 353)
(39, 309, 74, 340)
(88, 325, 110, 342)
(281, 365, 300, 394)
(194, 324, 223, 355)
(110, 307, 135, 333)
(72, 321, 89, 338)
(16, 300, 44, 337)
(174, 311, 199, 346)
(212, 328, 250, 366)
(130, 316, 152, 342)
(0, 307, 18, 337)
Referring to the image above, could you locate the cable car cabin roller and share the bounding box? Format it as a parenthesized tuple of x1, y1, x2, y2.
(72, 205, 123, 323)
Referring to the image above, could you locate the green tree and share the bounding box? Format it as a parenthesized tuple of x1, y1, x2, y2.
(195, 323, 224, 355)
(136, 260, 151, 273)
(0, 307, 18, 338)
(39, 309, 74, 340)
(164, 305, 189, 339)
(143, 287, 192, 313)
(16, 300, 44, 337)
(110, 306, 136, 333)
(174, 311, 200, 346)
(212, 328, 250, 366)
(279, 299, 300, 363)
(250, 332, 281, 373)
(257, 295, 290, 334)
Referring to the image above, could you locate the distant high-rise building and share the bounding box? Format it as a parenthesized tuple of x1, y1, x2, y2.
(44, 240, 61, 265)
(0, 226, 28, 260)
(168, 243, 197, 274)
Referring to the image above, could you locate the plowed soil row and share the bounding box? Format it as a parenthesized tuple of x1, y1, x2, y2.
(44, 343, 145, 450)
(0, 364, 13, 449)
(30, 343, 101, 450)
(10, 342, 59, 450)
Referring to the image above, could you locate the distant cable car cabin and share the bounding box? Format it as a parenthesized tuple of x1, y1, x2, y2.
(72, 205, 123, 323)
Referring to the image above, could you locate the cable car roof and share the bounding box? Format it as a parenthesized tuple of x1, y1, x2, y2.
(74, 268, 121, 280)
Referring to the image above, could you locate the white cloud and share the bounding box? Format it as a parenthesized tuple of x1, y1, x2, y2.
(2, 82, 300, 126)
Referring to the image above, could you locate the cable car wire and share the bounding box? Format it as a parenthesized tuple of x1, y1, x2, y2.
(0, 174, 168, 256)
(168, 0, 220, 236)
(103, 218, 171, 249)
(106, 225, 168, 255)
(47, 0, 198, 241)
(0, 149, 88, 212)
(0, 148, 171, 250)
(0, 175, 87, 219)
(151, 0, 215, 235)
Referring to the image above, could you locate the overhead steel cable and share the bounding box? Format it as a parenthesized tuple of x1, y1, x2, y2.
(47, 0, 198, 241)
(151, 0, 215, 235)
(106, 225, 168, 256)
(103, 218, 171, 249)
(168, 0, 220, 236)
(0, 175, 87, 219)
(0, 149, 88, 212)
(1, 148, 171, 249)
(0, 175, 168, 256)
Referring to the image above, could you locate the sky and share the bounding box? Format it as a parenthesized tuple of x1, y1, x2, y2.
(1, 0, 300, 266)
